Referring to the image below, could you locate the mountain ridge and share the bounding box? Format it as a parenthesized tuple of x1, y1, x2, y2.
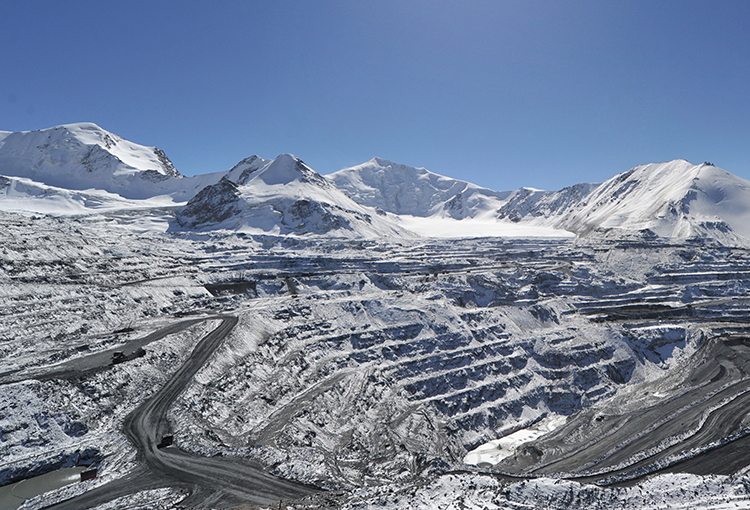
(2, 123, 750, 243)
(332, 157, 750, 244)
(175, 153, 411, 238)
(0, 123, 184, 198)
(328, 157, 511, 220)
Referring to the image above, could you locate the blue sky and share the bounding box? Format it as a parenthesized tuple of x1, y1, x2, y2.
(2, 1, 750, 191)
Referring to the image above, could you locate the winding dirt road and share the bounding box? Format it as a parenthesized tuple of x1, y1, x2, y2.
(496, 333, 750, 484)
(43, 316, 317, 509)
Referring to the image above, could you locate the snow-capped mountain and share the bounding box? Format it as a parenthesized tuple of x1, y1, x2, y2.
(493, 160, 750, 242)
(0, 123, 223, 204)
(332, 157, 750, 244)
(0, 125, 409, 237)
(495, 182, 599, 223)
(328, 157, 509, 220)
(560, 160, 750, 240)
(175, 154, 410, 237)
(3, 123, 750, 244)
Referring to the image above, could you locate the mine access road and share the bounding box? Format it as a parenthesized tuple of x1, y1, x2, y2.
(44, 315, 317, 510)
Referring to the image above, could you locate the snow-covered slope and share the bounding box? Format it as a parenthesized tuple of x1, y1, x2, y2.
(328, 157, 510, 220)
(3, 124, 750, 244)
(331, 157, 750, 243)
(0, 123, 222, 203)
(496, 160, 750, 243)
(175, 154, 410, 238)
(561, 160, 750, 240)
(0, 175, 175, 215)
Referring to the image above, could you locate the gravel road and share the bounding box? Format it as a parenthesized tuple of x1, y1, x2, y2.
(43, 316, 317, 509)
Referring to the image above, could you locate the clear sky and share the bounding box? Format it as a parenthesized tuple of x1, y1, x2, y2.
(2, 0, 750, 191)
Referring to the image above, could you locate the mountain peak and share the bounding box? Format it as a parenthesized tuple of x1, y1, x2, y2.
(253, 154, 328, 187)
(549, 159, 750, 240)
(369, 156, 419, 169)
(173, 154, 409, 237)
(225, 155, 268, 185)
(0, 123, 183, 199)
(329, 157, 508, 218)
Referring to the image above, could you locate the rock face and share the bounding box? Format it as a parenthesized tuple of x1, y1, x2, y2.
(495, 183, 599, 223)
(174, 154, 410, 237)
(176, 177, 242, 226)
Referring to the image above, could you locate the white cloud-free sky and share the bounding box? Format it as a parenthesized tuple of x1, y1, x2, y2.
(2, 0, 749, 191)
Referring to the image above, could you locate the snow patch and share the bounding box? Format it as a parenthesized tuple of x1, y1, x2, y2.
(464, 413, 567, 467)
